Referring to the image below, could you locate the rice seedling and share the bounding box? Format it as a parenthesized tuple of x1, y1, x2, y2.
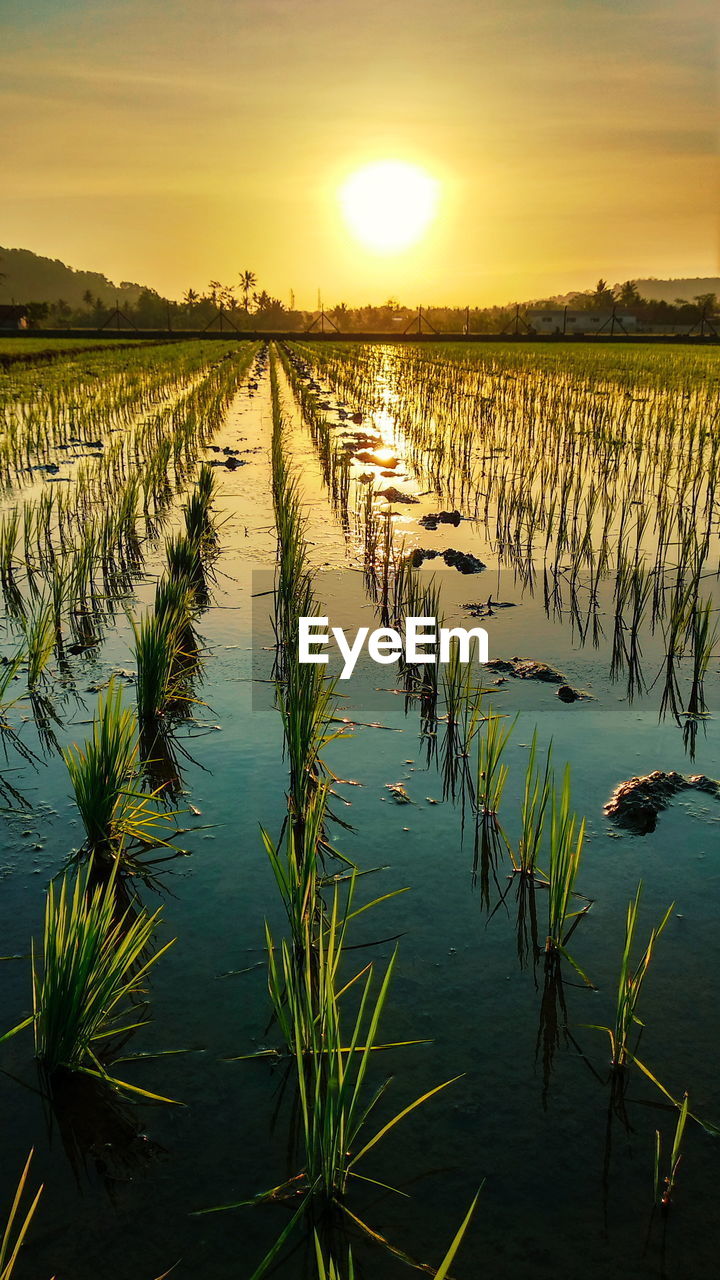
(19, 598, 63, 750)
(472, 703, 515, 826)
(6, 864, 177, 1101)
(132, 610, 188, 758)
(182, 463, 219, 551)
(654, 1092, 689, 1215)
(132, 581, 199, 732)
(0, 1151, 43, 1280)
(512, 730, 552, 877)
(278, 648, 342, 831)
(588, 882, 673, 1070)
(211, 878, 459, 1274)
(261, 782, 329, 960)
(63, 681, 182, 872)
(21, 599, 56, 691)
(166, 531, 207, 602)
(313, 1235, 354, 1280)
(545, 766, 591, 960)
(470, 704, 515, 905)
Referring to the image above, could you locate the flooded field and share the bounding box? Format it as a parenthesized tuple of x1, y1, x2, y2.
(1, 337, 719, 1279)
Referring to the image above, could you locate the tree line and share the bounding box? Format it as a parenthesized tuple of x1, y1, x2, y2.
(16, 274, 719, 333)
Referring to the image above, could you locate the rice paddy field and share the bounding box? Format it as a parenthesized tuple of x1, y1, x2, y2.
(1, 335, 719, 1279)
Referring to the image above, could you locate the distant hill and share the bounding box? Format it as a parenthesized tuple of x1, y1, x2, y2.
(635, 277, 720, 303)
(0, 246, 145, 307)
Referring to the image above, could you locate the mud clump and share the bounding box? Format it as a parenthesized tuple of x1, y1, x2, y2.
(419, 510, 464, 530)
(409, 547, 485, 573)
(484, 657, 565, 683)
(443, 548, 485, 573)
(206, 456, 248, 470)
(379, 487, 419, 504)
(604, 770, 720, 835)
(557, 684, 593, 703)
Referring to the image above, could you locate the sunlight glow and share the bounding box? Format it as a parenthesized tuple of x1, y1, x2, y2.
(339, 161, 439, 252)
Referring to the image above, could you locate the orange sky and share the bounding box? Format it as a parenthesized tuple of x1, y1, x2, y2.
(1, 0, 718, 307)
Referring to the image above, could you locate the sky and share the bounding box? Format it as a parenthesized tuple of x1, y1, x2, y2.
(1, 0, 718, 307)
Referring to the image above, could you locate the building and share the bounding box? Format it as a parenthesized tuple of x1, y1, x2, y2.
(527, 309, 637, 335)
(0, 304, 30, 329)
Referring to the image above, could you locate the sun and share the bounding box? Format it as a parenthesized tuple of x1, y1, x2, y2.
(339, 160, 439, 252)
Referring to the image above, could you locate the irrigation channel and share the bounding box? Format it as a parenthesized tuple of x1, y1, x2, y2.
(0, 336, 719, 1279)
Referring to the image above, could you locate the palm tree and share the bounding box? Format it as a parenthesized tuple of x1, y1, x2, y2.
(616, 280, 641, 307)
(592, 278, 615, 309)
(239, 270, 257, 314)
(183, 287, 199, 306)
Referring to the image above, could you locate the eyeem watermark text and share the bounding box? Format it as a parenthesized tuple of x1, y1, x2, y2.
(299, 617, 489, 680)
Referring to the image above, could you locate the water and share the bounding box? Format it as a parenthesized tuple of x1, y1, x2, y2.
(1, 344, 719, 1279)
